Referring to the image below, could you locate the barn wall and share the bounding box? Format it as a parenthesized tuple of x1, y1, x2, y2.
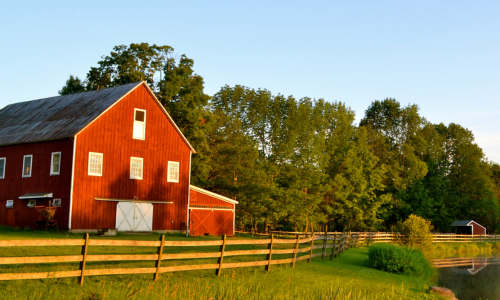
(71, 84, 191, 231)
(0, 139, 73, 229)
(189, 189, 235, 209)
(471, 222, 486, 235)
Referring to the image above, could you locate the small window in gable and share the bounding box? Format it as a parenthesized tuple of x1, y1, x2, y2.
(88, 152, 103, 176)
(51, 152, 61, 175)
(167, 161, 179, 183)
(52, 199, 61, 207)
(6, 200, 13, 208)
(0, 158, 5, 179)
(133, 109, 146, 140)
(27, 199, 36, 208)
(23, 155, 32, 178)
(130, 157, 143, 180)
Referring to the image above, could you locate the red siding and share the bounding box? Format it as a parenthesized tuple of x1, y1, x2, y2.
(0, 139, 73, 229)
(71, 84, 191, 231)
(190, 210, 234, 236)
(189, 190, 234, 209)
(471, 222, 486, 235)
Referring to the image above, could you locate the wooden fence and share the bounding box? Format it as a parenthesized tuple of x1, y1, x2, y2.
(245, 230, 500, 244)
(0, 232, 359, 286)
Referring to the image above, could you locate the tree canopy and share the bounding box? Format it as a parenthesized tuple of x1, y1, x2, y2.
(60, 43, 500, 233)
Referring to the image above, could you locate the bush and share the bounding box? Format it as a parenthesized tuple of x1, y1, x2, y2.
(398, 214, 434, 251)
(367, 243, 433, 278)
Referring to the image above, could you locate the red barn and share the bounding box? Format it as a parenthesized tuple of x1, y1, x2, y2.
(451, 220, 486, 235)
(0, 82, 237, 235)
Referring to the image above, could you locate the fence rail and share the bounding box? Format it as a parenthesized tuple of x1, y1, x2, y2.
(0, 231, 360, 286)
(240, 230, 500, 244)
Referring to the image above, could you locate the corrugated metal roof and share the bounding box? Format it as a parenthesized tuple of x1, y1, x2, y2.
(451, 220, 474, 226)
(0, 82, 141, 146)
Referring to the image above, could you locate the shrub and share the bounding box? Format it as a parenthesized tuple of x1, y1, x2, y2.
(367, 243, 433, 278)
(398, 214, 434, 251)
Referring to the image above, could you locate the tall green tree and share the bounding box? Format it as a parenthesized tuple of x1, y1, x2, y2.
(59, 43, 211, 182)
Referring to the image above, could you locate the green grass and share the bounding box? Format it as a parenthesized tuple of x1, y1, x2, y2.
(0, 227, 440, 299)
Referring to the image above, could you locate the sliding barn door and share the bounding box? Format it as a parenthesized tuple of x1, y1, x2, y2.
(116, 202, 153, 232)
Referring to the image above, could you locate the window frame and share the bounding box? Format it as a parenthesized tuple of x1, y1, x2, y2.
(27, 199, 36, 208)
(130, 157, 144, 180)
(133, 108, 147, 140)
(88, 152, 103, 177)
(0, 157, 5, 179)
(5, 200, 13, 209)
(167, 161, 180, 183)
(22, 155, 33, 178)
(52, 198, 61, 207)
(50, 152, 61, 176)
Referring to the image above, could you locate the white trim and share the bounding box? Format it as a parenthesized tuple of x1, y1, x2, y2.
(133, 108, 146, 140)
(73, 82, 196, 153)
(50, 152, 61, 175)
(68, 136, 77, 229)
(189, 207, 235, 211)
(467, 220, 487, 233)
(167, 161, 180, 183)
(130, 157, 144, 180)
(141, 83, 196, 153)
(95, 197, 173, 204)
(73, 83, 143, 138)
(88, 152, 103, 176)
(189, 185, 239, 204)
(186, 151, 192, 236)
(19, 193, 53, 199)
(0, 157, 5, 179)
(22, 154, 33, 178)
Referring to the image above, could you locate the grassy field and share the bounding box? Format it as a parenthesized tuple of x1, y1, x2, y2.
(0, 228, 440, 299)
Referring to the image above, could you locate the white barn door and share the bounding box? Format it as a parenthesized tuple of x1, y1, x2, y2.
(116, 202, 153, 232)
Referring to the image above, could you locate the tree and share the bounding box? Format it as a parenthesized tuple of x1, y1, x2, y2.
(58, 75, 85, 95)
(59, 43, 211, 182)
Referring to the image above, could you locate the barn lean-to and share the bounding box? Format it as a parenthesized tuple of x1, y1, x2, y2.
(0, 82, 237, 235)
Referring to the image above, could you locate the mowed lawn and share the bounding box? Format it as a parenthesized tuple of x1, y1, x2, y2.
(0, 228, 439, 299)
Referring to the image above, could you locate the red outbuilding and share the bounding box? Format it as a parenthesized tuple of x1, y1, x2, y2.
(451, 220, 486, 235)
(0, 82, 237, 235)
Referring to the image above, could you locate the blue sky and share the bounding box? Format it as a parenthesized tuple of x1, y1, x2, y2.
(0, 1, 498, 162)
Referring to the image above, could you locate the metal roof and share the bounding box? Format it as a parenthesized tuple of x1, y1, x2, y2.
(451, 220, 474, 226)
(0, 82, 140, 146)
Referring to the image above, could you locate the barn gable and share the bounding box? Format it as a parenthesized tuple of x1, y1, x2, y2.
(70, 83, 193, 231)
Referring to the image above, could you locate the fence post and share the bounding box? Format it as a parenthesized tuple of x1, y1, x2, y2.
(154, 235, 165, 281)
(496, 234, 497, 243)
(292, 234, 300, 267)
(465, 234, 467, 243)
(308, 233, 315, 263)
(480, 234, 482, 243)
(449, 233, 451, 245)
(216, 234, 226, 276)
(330, 232, 336, 260)
(79, 233, 89, 286)
(266, 234, 274, 272)
(322, 226, 327, 261)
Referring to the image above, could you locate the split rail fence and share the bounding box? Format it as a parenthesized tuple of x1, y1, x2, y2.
(243, 230, 500, 244)
(0, 231, 358, 286)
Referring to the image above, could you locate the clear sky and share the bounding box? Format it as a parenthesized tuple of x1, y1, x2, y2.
(0, 1, 498, 162)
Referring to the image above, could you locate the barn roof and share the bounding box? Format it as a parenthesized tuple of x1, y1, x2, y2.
(451, 220, 475, 226)
(0, 82, 196, 152)
(190, 185, 239, 204)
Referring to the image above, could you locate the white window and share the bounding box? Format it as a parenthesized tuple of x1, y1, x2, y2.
(0, 158, 5, 179)
(88, 152, 103, 176)
(133, 109, 146, 140)
(23, 155, 32, 178)
(27, 199, 36, 208)
(6, 200, 13, 209)
(52, 199, 61, 207)
(51, 152, 61, 175)
(167, 161, 179, 183)
(130, 157, 143, 180)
